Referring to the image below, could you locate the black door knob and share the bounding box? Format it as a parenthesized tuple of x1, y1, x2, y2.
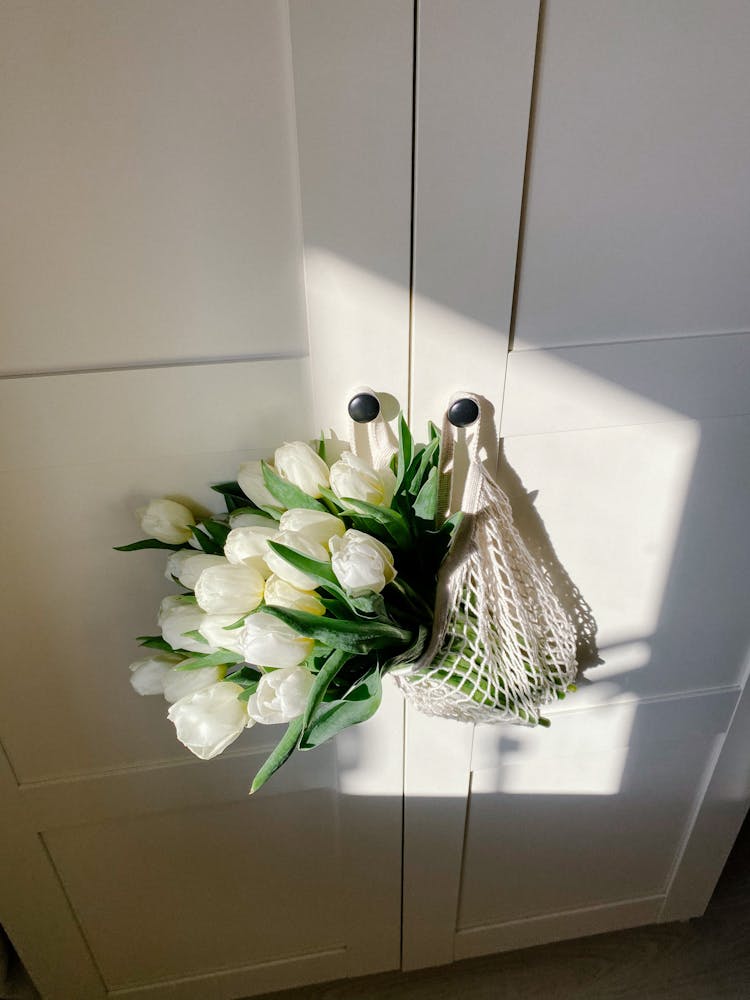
(348, 392, 381, 423)
(447, 397, 479, 428)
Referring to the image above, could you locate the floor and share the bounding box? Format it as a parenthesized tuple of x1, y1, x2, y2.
(254, 812, 750, 1000)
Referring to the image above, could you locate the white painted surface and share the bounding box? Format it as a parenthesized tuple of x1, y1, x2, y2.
(0, 0, 306, 373)
(290, 0, 413, 437)
(401, 0, 750, 973)
(3, 0, 750, 994)
(513, 0, 750, 349)
(454, 895, 663, 962)
(401, 0, 542, 973)
(0, 3, 409, 996)
(409, 0, 539, 431)
(0, 360, 315, 780)
(501, 332, 750, 437)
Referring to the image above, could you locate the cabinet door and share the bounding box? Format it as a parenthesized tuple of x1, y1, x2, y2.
(403, 0, 750, 968)
(0, 3, 412, 998)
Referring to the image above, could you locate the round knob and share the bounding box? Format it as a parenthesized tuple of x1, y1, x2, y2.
(447, 397, 479, 428)
(348, 392, 381, 423)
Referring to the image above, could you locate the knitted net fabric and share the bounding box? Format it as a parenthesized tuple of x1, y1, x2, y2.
(395, 453, 577, 726)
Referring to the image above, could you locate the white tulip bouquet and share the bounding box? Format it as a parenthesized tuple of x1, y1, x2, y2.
(118, 418, 459, 791)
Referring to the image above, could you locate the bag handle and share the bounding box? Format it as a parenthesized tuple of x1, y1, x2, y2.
(437, 392, 499, 522)
(347, 387, 398, 469)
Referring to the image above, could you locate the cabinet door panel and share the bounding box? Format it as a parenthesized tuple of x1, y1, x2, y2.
(0, 0, 306, 374)
(513, 0, 750, 349)
(402, 0, 750, 972)
(0, 4, 413, 997)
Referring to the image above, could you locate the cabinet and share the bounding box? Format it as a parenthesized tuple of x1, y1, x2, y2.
(1, 2, 749, 997)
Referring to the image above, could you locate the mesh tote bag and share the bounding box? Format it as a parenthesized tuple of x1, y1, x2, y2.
(392, 393, 578, 726)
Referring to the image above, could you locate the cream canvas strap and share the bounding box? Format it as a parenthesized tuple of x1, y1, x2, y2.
(347, 386, 398, 470)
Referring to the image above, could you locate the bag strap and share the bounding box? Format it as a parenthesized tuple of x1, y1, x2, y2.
(347, 386, 398, 469)
(436, 392, 499, 522)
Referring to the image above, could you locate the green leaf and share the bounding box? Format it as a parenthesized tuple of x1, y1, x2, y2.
(404, 437, 440, 497)
(226, 664, 262, 686)
(190, 525, 223, 555)
(210, 481, 252, 514)
(319, 596, 357, 619)
(396, 413, 414, 489)
(428, 420, 440, 442)
(114, 538, 186, 552)
(413, 466, 438, 521)
(250, 716, 304, 793)
(177, 649, 244, 670)
(136, 635, 177, 652)
(300, 671, 382, 750)
(300, 648, 350, 736)
(201, 519, 230, 549)
(318, 487, 347, 513)
(260, 605, 412, 654)
(381, 624, 429, 671)
(258, 505, 284, 521)
(317, 433, 327, 463)
(182, 629, 209, 645)
(331, 496, 411, 549)
(266, 541, 337, 587)
(226, 665, 262, 700)
(223, 615, 248, 630)
(261, 461, 326, 512)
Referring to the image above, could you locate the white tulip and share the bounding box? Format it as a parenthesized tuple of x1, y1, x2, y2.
(165, 552, 227, 590)
(194, 563, 265, 616)
(198, 613, 245, 655)
(168, 681, 249, 759)
(329, 452, 396, 506)
(279, 508, 345, 550)
(159, 601, 215, 653)
(129, 653, 182, 696)
(137, 498, 195, 544)
(237, 460, 277, 508)
(329, 529, 396, 596)
(263, 574, 325, 616)
(162, 664, 224, 704)
(247, 667, 314, 725)
(264, 529, 329, 591)
(240, 611, 314, 668)
(223, 526, 276, 577)
(274, 441, 330, 498)
(158, 594, 184, 619)
(229, 509, 277, 530)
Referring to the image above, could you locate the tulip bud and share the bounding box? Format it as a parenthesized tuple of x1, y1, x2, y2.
(223, 526, 276, 578)
(237, 460, 277, 508)
(137, 498, 195, 544)
(129, 653, 182, 696)
(329, 452, 396, 506)
(198, 613, 245, 655)
(194, 563, 265, 616)
(329, 529, 396, 596)
(168, 681, 249, 759)
(264, 530, 329, 591)
(274, 441, 330, 498)
(278, 508, 345, 550)
(263, 574, 325, 616)
(247, 667, 314, 725)
(162, 664, 225, 704)
(229, 510, 277, 530)
(159, 600, 215, 654)
(239, 611, 314, 668)
(165, 552, 227, 590)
